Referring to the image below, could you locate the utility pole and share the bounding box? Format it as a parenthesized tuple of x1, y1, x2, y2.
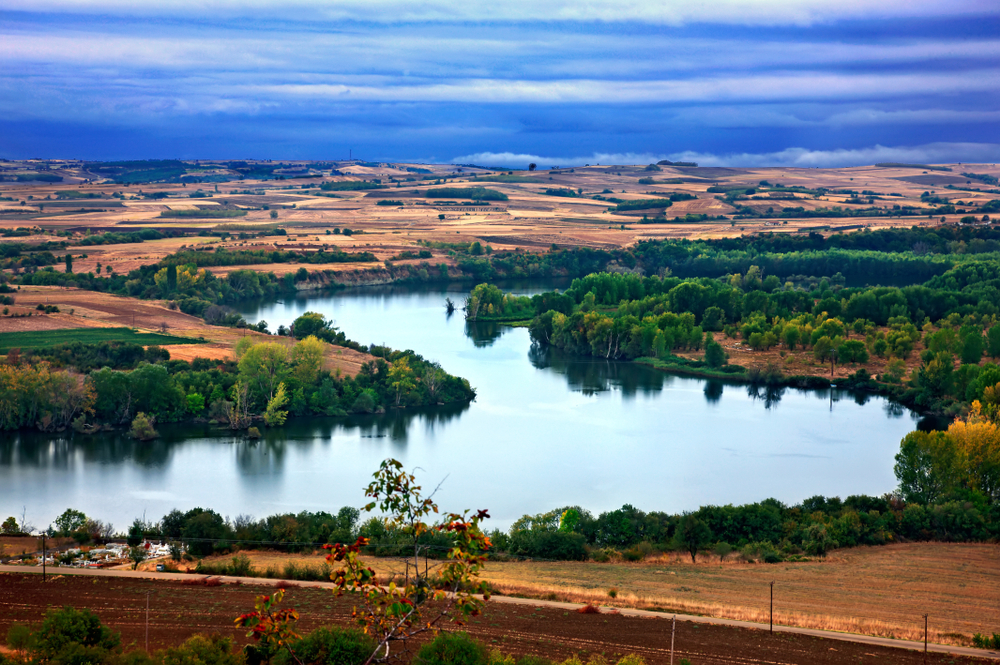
(669, 615, 676, 665)
(769, 581, 775, 633)
(146, 592, 151, 653)
(42, 534, 46, 582)
(923, 614, 928, 663)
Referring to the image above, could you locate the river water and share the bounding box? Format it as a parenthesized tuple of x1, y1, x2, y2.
(1, 281, 926, 532)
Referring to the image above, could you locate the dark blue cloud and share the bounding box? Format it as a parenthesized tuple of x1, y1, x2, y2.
(1, 7, 998, 165)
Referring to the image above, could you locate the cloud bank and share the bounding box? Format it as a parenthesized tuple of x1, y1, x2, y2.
(454, 143, 1000, 169)
(4, 0, 996, 25)
(1, 4, 998, 162)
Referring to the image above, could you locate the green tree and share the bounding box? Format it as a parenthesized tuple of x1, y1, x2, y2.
(962, 332, 984, 365)
(54, 509, 87, 536)
(290, 336, 326, 386)
(915, 351, 955, 398)
(559, 508, 581, 533)
(181, 508, 228, 556)
(2, 516, 19, 535)
(988, 325, 1000, 359)
(64, 254, 73, 273)
(813, 336, 833, 363)
(264, 382, 290, 427)
(701, 306, 724, 331)
(676, 514, 712, 563)
(128, 545, 148, 570)
(126, 519, 145, 547)
(186, 392, 205, 415)
(882, 358, 907, 384)
(894, 430, 959, 504)
(837, 339, 869, 364)
(166, 264, 178, 292)
(292, 312, 338, 342)
(704, 338, 727, 368)
(782, 325, 800, 350)
(388, 357, 415, 406)
(238, 342, 289, 405)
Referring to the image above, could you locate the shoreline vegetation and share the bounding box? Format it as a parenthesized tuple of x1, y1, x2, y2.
(7, 223, 1000, 436)
(461, 227, 1000, 419)
(5, 224, 1000, 425)
(0, 310, 475, 434)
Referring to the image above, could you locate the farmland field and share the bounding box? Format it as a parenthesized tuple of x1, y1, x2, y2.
(0, 571, 992, 664)
(191, 542, 1000, 647)
(0, 326, 205, 352)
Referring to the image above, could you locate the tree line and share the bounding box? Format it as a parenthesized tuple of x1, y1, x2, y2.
(0, 312, 475, 433)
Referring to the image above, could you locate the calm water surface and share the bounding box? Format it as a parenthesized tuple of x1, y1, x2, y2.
(1, 281, 925, 531)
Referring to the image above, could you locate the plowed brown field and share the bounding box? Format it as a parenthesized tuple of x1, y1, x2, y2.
(0, 573, 993, 665)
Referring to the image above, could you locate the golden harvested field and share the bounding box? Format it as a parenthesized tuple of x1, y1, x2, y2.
(3, 162, 997, 262)
(194, 543, 1000, 647)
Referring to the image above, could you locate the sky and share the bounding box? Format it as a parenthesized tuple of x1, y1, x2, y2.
(1, 0, 999, 167)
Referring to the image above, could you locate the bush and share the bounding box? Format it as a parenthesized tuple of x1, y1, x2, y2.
(972, 633, 1000, 649)
(129, 412, 158, 440)
(514, 657, 554, 665)
(229, 553, 253, 576)
(31, 606, 122, 664)
(274, 627, 373, 665)
(740, 541, 782, 563)
(159, 634, 243, 665)
(415, 632, 487, 665)
(6, 624, 33, 655)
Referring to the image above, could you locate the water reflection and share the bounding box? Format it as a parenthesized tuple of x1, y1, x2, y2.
(465, 320, 505, 347)
(0, 403, 470, 474)
(528, 344, 673, 397)
(703, 380, 724, 403)
(746, 383, 785, 410)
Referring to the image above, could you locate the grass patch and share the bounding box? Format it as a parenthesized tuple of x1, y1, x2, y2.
(610, 198, 674, 212)
(635, 356, 747, 380)
(471, 175, 540, 183)
(425, 187, 509, 201)
(319, 181, 387, 191)
(0, 327, 204, 352)
(159, 209, 247, 219)
(875, 163, 953, 172)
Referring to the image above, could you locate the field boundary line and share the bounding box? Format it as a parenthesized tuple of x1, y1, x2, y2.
(2, 565, 997, 660)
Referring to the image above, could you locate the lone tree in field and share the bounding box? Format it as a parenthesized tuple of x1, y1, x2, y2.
(677, 514, 712, 563)
(528, 163, 536, 171)
(64, 254, 73, 273)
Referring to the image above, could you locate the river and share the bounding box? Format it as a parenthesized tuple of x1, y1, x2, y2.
(0, 280, 926, 532)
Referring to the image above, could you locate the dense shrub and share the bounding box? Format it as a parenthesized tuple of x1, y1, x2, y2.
(415, 632, 487, 665)
(275, 628, 373, 665)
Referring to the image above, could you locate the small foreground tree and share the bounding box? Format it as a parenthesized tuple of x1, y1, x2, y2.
(238, 458, 492, 665)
